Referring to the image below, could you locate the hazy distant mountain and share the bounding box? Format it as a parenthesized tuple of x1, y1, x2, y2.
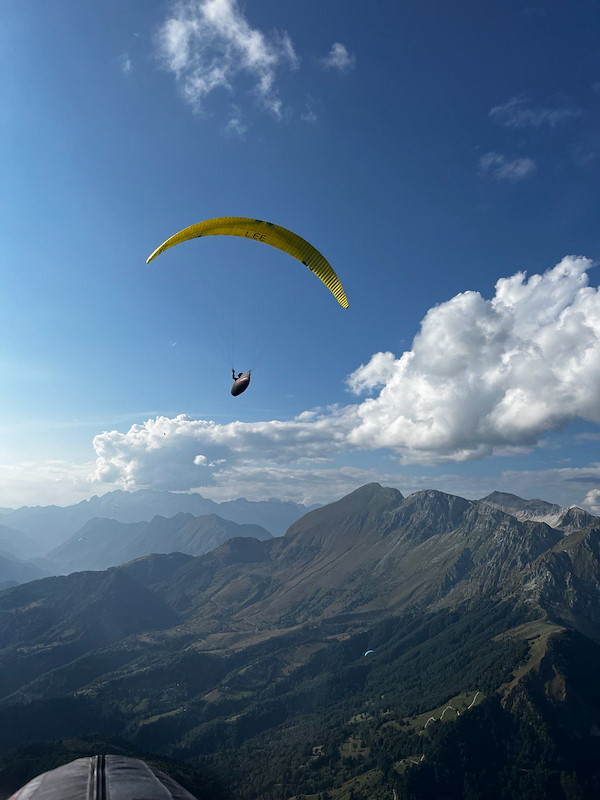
(49, 513, 272, 574)
(479, 490, 597, 533)
(217, 496, 320, 533)
(0, 523, 42, 560)
(3, 483, 600, 798)
(0, 552, 47, 588)
(0, 489, 317, 554)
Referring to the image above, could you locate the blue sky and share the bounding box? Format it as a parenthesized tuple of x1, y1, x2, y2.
(2, 0, 600, 509)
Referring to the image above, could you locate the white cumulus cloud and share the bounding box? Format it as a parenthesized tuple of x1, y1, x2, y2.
(349, 256, 600, 460)
(583, 487, 600, 513)
(90, 409, 355, 491)
(157, 0, 298, 117)
(347, 351, 396, 394)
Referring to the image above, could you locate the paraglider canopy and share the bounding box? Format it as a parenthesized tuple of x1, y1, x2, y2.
(146, 217, 349, 309)
(364, 649, 375, 656)
(8, 755, 199, 800)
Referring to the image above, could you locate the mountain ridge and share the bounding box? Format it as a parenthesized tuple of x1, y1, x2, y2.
(0, 488, 319, 553)
(49, 512, 272, 575)
(479, 490, 596, 533)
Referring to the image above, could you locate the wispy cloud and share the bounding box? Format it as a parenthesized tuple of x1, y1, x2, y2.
(301, 95, 318, 123)
(320, 42, 355, 72)
(575, 433, 600, 442)
(489, 94, 580, 129)
(193, 464, 407, 505)
(224, 105, 248, 136)
(157, 0, 298, 117)
(120, 53, 133, 74)
(568, 144, 598, 168)
(479, 151, 536, 182)
(193, 463, 599, 508)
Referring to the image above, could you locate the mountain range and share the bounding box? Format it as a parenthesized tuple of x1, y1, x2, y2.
(0, 553, 47, 591)
(1, 483, 600, 799)
(49, 513, 272, 574)
(0, 489, 317, 555)
(0, 523, 53, 588)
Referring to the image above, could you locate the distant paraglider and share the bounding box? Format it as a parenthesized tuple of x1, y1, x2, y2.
(364, 649, 375, 657)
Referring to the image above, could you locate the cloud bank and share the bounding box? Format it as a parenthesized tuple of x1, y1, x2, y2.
(158, 0, 298, 116)
(6, 458, 600, 510)
(89, 256, 600, 498)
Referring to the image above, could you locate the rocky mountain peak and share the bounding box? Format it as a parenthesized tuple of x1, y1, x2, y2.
(480, 491, 558, 516)
(388, 489, 473, 542)
(556, 505, 598, 534)
(334, 482, 404, 508)
(281, 483, 403, 537)
(480, 491, 597, 533)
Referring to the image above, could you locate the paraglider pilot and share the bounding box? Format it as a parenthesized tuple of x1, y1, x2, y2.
(231, 369, 251, 397)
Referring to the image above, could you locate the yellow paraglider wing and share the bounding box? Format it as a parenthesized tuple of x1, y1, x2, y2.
(146, 217, 349, 309)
